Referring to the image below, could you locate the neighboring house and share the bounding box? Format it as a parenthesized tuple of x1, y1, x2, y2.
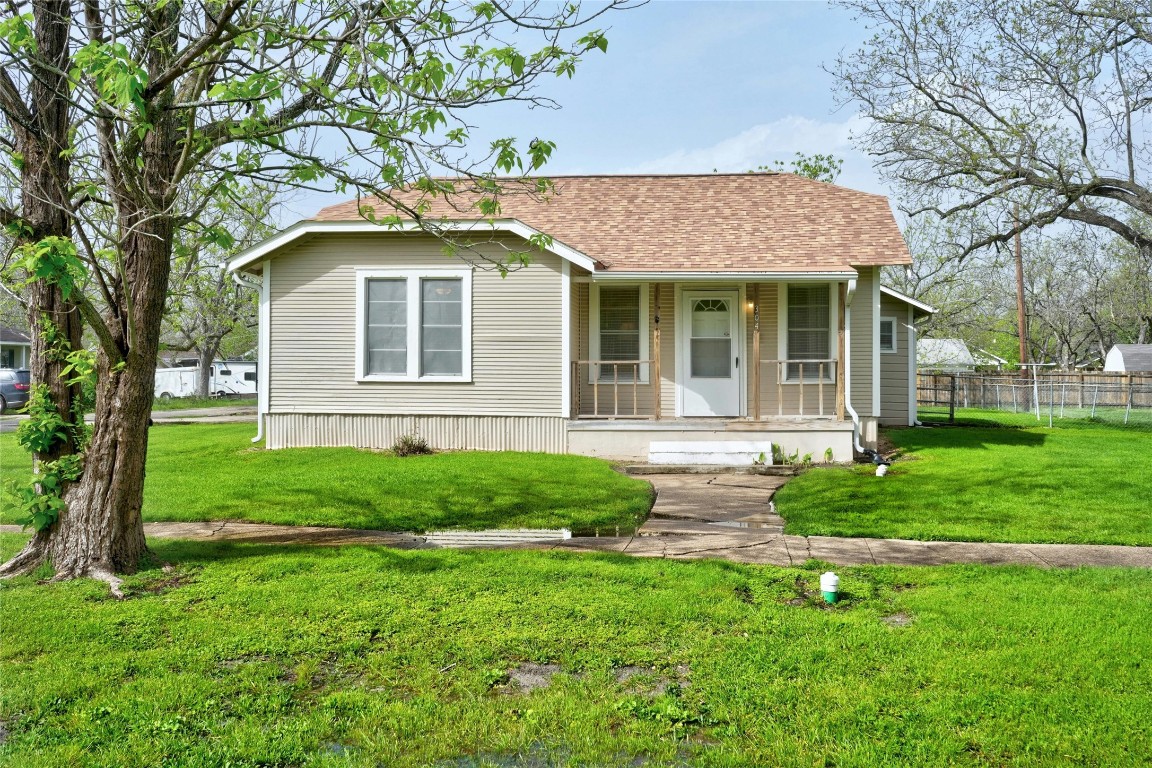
(0, 325, 31, 370)
(227, 174, 933, 462)
(1104, 344, 1152, 373)
(918, 338, 977, 373)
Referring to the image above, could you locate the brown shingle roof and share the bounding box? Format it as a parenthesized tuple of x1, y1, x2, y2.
(312, 174, 911, 272)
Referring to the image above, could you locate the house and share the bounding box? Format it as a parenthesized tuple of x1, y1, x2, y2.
(1104, 344, 1152, 373)
(226, 174, 932, 462)
(0, 325, 31, 369)
(917, 338, 977, 372)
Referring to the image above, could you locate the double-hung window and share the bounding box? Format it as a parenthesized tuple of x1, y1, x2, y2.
(783, 284, 834, 381)
(357, 269, 472, 381)
(879, 317, 897, 353)
(590, 284, 649, 383)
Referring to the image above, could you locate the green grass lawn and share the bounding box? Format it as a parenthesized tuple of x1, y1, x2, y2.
(777, 411, 1152, 545)
(0, 424, 652, 532)
(150, 396, 254, 411)
(2, 535, 1149, 767)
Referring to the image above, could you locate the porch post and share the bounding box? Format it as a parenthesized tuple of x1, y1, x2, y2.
(653, 283, 661, 420)
(836, 282, 846, 419)
(752, 283, 761, 420)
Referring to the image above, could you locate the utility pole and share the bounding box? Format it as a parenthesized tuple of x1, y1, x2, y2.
(1014, 205, 1028, 368)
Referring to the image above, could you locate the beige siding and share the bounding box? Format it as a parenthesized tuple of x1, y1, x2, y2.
(750, 283, 838, 416)
(850, 266, 875, 417)
(269, 233, 563, 416)
(879, 295, 912, 426)
(267, 413, 567, 452)
(574, 283, 668, 418)
(572, 282, 842, 419)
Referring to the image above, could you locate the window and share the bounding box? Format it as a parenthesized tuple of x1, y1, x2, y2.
(356, 269, 472, 381)
(243, 371, 257, 382)
(879, 317, 897, 353)
(783, 284, 833, 380)
(219, 368, 232, 375)
(590, 284, 649, 382)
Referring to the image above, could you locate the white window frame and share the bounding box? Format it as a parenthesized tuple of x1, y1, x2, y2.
(777, 283, 838, 383)
(355, 268, 473, 383)
(879, 316, 898, 354)
(589, 283, 650, 384)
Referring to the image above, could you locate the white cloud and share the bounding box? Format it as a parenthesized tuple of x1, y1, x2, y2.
(624, 114, 890, 195)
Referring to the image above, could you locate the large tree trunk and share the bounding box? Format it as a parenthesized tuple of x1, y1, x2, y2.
(28, 211, 175, 586)
(0, 1, 85, 578)
(1, 1, 178, 586)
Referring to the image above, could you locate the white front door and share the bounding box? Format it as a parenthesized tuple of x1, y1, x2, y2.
(680, 290, 742, 416)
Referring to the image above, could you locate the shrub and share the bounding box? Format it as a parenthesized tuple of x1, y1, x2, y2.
(391, 433, 432, 457)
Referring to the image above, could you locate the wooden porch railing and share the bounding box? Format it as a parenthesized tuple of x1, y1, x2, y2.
(754, 359, 838, 419)
(572, 360, 659, 419)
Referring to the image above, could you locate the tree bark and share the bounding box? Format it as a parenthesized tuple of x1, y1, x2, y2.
(1, 0, 178, 583)
(0, 1, 86, 578)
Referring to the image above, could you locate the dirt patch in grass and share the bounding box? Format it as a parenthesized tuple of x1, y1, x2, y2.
(882, 612, 914, 627)
(499, 663, 563, 694)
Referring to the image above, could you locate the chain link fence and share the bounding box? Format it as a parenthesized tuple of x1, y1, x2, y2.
(917, 372, 1152, 428)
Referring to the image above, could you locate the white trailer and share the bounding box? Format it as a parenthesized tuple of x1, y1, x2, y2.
(155, 359, 258, 399)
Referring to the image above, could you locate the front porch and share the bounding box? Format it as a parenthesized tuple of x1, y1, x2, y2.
(565, 280, 861, 463)
(567, 416, 856, 463)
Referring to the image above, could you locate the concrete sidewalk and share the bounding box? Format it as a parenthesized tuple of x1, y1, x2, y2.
(3, 520, 1147, 568)
(4, 470, 1147, 569)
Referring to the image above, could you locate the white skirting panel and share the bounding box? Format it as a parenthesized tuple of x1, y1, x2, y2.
(266, 413, 568, 453)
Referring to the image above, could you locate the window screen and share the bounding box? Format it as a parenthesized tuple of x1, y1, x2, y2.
(787, 285, 831, 379)
(366, 278, 407, 375)
(598, 285, 641, 381)
(421, 278, 463, 376)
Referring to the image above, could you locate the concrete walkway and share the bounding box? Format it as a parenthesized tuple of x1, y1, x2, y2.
(3, 471, 1147, 568)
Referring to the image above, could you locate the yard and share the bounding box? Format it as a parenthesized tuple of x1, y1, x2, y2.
(2, 536, 1150, 767)
(777, 413, 1152, 546)
(0, 424, 652, 533)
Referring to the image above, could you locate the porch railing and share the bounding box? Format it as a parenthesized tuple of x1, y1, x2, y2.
(753, 359, 839, 419)
(572, 360, 659, 419)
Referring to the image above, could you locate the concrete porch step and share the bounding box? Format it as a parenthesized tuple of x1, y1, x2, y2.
(624, 464, 799, 476)
(649, 439, 774, 467)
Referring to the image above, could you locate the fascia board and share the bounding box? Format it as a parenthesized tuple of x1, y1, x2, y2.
(587, 271, 860, 282)
(880, 285, 936, 315)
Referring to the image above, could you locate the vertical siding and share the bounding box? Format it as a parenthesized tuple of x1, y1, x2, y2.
(267, 413, 567, 452)
(879, 294, 912, 425)
(269, 233, 562, 416)
(850, 267, 875, 417)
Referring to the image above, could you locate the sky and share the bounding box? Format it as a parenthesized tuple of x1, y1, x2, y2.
(284, 1, 884, 221)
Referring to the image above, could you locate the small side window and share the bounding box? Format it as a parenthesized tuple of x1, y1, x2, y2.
(219, 368, 231, 376)
(243, 372, 256, 382)
(879, 317, 897, 353)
